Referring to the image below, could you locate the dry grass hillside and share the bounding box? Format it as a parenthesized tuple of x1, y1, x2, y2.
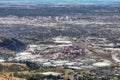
(0, 63, 28, 80)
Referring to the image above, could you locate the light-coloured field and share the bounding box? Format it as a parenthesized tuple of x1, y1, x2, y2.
(0, 63, 27, 67)
(0, 72, 26, 80)
(0, 62, 28, 80)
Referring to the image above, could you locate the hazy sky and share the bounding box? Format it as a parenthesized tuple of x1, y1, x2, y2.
(0, 0, 120, 3)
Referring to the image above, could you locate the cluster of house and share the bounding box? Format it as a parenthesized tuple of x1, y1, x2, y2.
(87, 37, 120, 63)
(13, 36, 120, 69)
(6, 36, 119, 79)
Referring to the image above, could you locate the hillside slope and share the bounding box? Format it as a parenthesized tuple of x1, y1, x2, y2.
(0, 36, 26, 51)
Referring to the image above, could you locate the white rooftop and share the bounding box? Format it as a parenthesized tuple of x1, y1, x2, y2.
(68, 66, 82, 70)
(41, 72, 62, 76)
(0, 59, 5, 62)
(53, 36, 72, 44)
(16, 52, 32, 56)
(54, 41, 72, 44)
(58, 44, 73, 47)
(93, 62, 111, 67)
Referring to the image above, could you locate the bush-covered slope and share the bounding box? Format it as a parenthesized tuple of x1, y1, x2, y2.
(0, 36, 26, 51)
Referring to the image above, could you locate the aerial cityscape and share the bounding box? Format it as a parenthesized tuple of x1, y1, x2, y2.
(0, 0, 120, 80)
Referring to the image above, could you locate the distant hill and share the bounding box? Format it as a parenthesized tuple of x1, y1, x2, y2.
(0, 0, 120, 4)
(0, 36, 26, 51)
